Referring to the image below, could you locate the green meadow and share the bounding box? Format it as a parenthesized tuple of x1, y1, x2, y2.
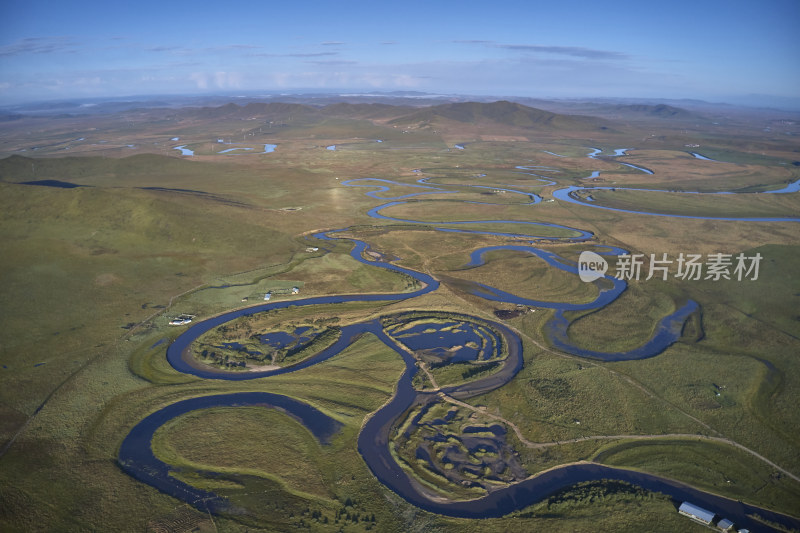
(1, 100, 798, 531)
(579, 187, 799, 218)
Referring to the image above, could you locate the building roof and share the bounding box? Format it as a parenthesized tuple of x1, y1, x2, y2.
(679, 502, 716, 524)
(717, 518, 734, 531)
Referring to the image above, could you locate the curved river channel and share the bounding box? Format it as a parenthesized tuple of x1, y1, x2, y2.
(120, 149, 800, 531)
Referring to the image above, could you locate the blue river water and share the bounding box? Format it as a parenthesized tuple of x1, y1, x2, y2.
(464, 244, 627, 312)
(361, 196, 593, 242)
(553, 185, 800, 222)
(173, 145, 194, 156)
(118, 150, 800, 531)
(689, 151, 718, 161)
(549, 147, 800, 220)
(546, 300, 699, 361)
(588, 147, 655, 173)
(619, 161, 654, 174)
(118, 392, 344, 513)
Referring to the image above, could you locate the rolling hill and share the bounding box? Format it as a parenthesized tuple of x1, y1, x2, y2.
(387, 100, 610, 131)
(607, 103, 698, 120)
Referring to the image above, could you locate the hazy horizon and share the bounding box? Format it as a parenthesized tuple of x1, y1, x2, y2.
(2, 0, 798, 109)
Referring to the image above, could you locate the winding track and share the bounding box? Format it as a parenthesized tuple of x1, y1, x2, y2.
(119, 150, 800, 530)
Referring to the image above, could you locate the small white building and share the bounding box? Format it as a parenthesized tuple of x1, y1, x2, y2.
(717, 518, 734, 531)
(291, 287, 300, 294)
(169, 316, 193, 326)
(264, 292, 272, 300)
(678, 502, 715, 526)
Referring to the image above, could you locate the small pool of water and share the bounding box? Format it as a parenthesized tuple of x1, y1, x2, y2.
(689, 152, 717, 161)
(258, 327, 317, 348)
(173, 145, 194, 156)
(388, 320, 500, 363)
(619, 162, 654, 174)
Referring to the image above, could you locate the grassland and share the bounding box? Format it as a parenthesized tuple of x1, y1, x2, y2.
(576, 188, 799, 218)
(1, 99, 798, 531)
(442, 248, 600, 305)
(593, 439, 800, 510)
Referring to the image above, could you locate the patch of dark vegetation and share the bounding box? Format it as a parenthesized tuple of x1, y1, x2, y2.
(196, 323, 341, 370)
(528, 377, 573, 400)
(495, 308, 525, 319)
(181, 471, 346, 530)
(147, 506, 211, 533)
(680, 307, 704, 343)
(396, 404, 527, 492)
(333, 498, 378, 529)
(460, 361, 501, 380)
(201, 350, 248, 369)
(279, 326, 340, 365)
(516, 480, 656, 518)
(90, 247, 118, 255)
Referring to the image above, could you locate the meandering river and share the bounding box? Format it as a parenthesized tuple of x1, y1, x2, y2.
(119, 149, 800, 531)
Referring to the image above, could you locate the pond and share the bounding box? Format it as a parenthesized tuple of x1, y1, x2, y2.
(173, 145, 194, 156)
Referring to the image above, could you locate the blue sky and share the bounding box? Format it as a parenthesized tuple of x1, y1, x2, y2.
(1, 0, 798, 107)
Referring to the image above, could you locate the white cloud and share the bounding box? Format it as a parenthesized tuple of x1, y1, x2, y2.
(190, 71, 242, 90)
(261, 70, 424, 90)
(190, 72, 208, 89)
(214, 71, 242, 89)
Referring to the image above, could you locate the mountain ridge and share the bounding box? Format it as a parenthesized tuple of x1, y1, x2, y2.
(387, 100, 610, 130)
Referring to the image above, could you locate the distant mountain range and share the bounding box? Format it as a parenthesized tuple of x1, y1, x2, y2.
(6, 90, 794, 118)
(386, 100, 609, 130)
(607, 104, 696, 119)
(3, 92, 798, 132)
(162, 100, 613, 132)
